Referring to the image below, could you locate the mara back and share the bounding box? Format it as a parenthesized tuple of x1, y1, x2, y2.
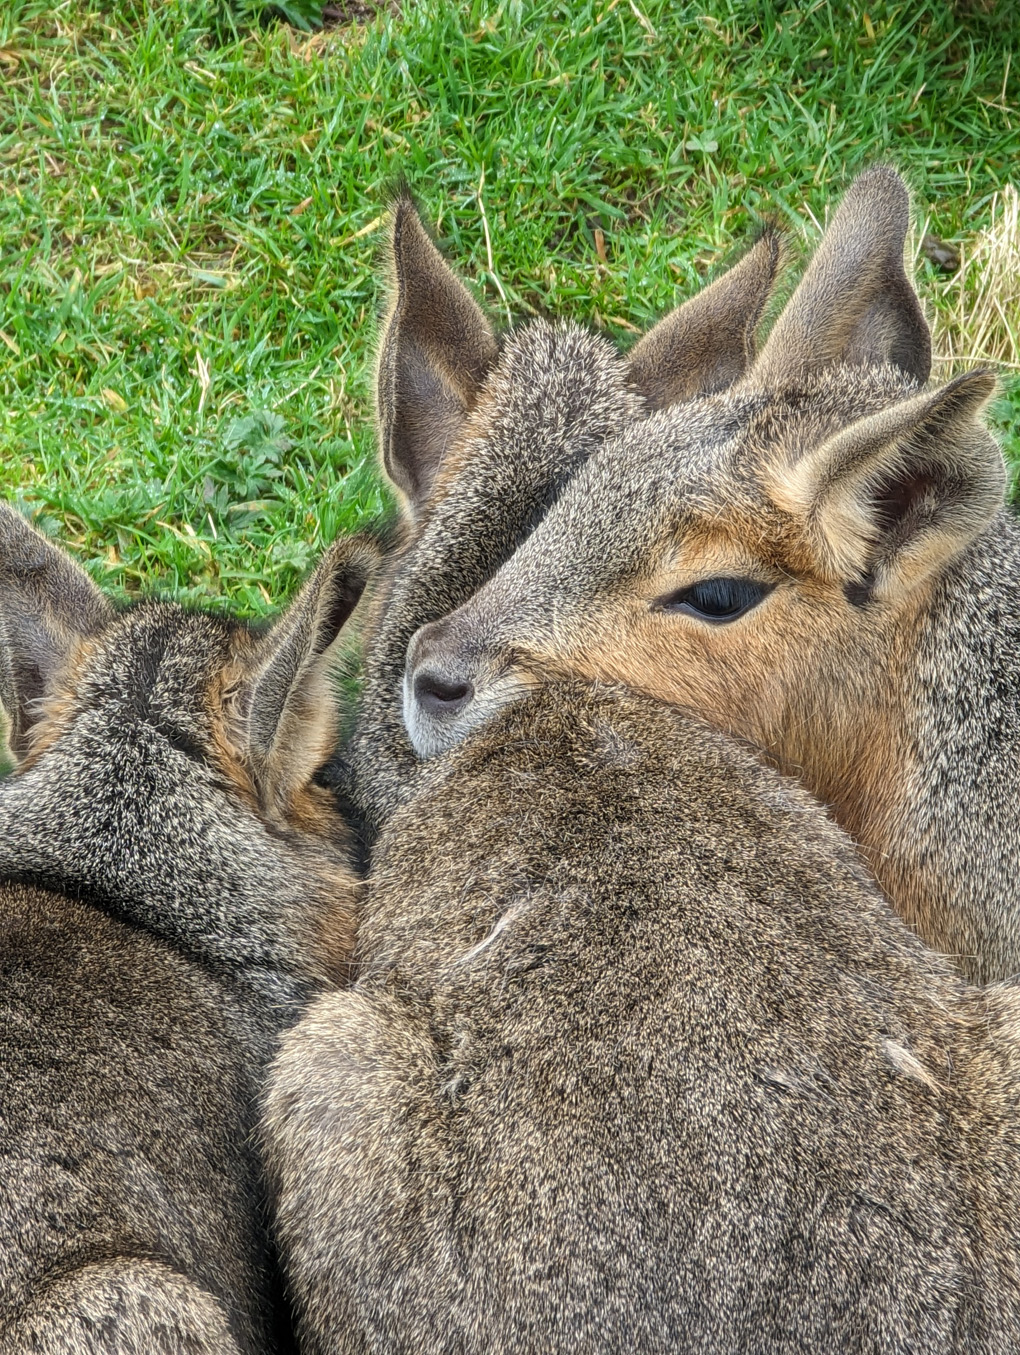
(330, 192, 787, 834)
(266, 681, 1020, 1355)
(0, 505, 373, 1354)
(1, 884, 281, 1355)
(400, 166, 1020, 984)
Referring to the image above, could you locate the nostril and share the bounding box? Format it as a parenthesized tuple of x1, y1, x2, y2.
(413, 671, 475, 718)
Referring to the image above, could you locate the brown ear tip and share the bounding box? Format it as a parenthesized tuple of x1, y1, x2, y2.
(383, 172, 417, 214)
(323, 530, 384, 584)
(954, 367, 1000, 403)
(848, 163, 910, 211)
(389, 192, 418, 226)
(753, 222, 790, 273)
(386, 189, 432, 264)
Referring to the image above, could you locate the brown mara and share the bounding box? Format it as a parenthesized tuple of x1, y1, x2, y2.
(0, 505, 373, 1353)
(398, 166, 1020, 987)
(329, 191, 788, 835)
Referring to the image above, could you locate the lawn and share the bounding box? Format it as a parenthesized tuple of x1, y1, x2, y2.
(1, 0, 1018, 614)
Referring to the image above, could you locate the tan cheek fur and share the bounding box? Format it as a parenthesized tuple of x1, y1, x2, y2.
(17, 639, 99, 771)
(524, 519, 933, 937)
(208, 658, 362, 985)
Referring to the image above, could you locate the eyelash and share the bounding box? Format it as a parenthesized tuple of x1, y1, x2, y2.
(653, 577, 774, 623)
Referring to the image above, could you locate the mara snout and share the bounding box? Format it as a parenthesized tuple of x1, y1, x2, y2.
(403, 614, 534, 758)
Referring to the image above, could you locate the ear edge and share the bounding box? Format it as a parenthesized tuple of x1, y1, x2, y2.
(375, 196, 499, 513)
(0, 506, 114, 763)
(770, 370, 1003, 587)
(305, 531, 384, 660)
(626, 225, 789, 411)
(747, 166, 930, 391)
(241, 531, 383, 813)
(735, 223, 788, 344)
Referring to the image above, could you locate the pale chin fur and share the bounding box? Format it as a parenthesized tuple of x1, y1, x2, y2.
(401, 671, 448, 759)
(401, 671, 525, 760)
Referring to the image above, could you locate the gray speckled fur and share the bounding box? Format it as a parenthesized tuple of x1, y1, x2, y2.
(905, 518, 1020, 979)
(338, 318, 642, 828)
(266, 681, 1020, 1354)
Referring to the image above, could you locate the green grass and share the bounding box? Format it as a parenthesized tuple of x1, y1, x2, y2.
(1, 0, 1018, 613)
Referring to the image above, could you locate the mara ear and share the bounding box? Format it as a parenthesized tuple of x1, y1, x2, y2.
(375, 195, 500, 516)
(627, 227, 785, 410)
(769, 371, 1002, 599)
(0, 504, 113, 763)
(748, 166, 931, 391)
(240, 532, 381, 816)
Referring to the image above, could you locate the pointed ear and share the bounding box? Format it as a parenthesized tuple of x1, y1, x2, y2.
(627, 228, 785, 410)
(749, 166, 931, 390)
(769, 371, 1002, 598)
(375, 196, 500, 516)
(241, 532, 381, 816)
(0, 504, 113, 762)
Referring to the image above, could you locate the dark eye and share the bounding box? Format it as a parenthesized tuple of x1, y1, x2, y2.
(654, 577, 773, 623)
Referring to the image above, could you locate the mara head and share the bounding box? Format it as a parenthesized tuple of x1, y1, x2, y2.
(402, 167, 1005, 841)
(336, 187, 790, 825)
(0, 505, 379, 974)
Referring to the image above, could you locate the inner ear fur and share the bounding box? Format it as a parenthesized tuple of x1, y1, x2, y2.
(0, 504, 113, 763)
(626, 228, 786, 411)
(242, 532, 381, 814)
(375, 195, 500, 515)
(748, 165, 932, 391)
(770, 370, 1002, 596)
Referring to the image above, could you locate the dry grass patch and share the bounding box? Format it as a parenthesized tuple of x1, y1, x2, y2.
(927, 185, 1020, 374)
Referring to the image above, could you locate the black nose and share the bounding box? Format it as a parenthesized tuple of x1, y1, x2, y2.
(413, 671, 474, 718)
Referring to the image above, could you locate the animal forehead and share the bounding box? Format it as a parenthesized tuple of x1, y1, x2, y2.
(532, 396, 761, 546)
(462, 320, 632, 453)
(548, 358, 927, 530)
(730, 361, 924, 463)
(404, 320, 639, 583)
(481, 477, 751, 613)
(79, 603, 242, 708)
(489, 403, 841, 593)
